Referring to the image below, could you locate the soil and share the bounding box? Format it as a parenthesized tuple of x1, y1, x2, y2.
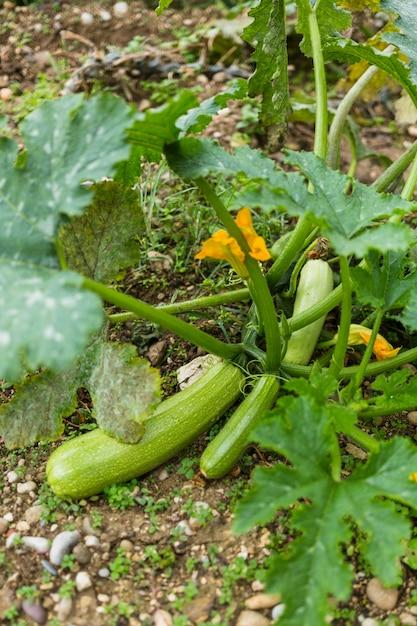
(2, 2, 417, 626)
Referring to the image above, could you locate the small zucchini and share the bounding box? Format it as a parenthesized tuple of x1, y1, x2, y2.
(47, 361, 244, 499)
(283, 259, 333, 365)
(200, 374, 279, 479)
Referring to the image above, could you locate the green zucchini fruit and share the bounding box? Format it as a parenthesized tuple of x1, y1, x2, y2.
(47, 361, 244, 499)
(283, 259, 333, 365)
(200, 374, 279, 479)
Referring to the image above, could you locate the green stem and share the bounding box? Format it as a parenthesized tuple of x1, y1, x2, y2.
(351, 308, 384, 395)
(330, 431, 342, 482)
(83, 277, 242, 361)
(196, 178, 281, 371)
(360, 402, 417, 419)
(288, 284, 343, 332)
(329, 256, 351, 377)
(401, 150, 417, 201)
(372, 140, 417, 193)
(108, 288, 250, 324)
(339, 423, 380, 454)
(267, 217, 313, 286)
(309, 8, 328, 159)
(281, 345, 417, 379)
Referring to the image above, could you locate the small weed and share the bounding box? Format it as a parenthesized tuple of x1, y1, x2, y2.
(0, 550, 7, 567)
(104, 602, 135, 626)
(143, 544, 176, 574)
(60, 554, 76, 571)
(178, 457, 198, 479)
(90, 510, 103, 529)
(182, 499, 213, 526)
(38, 482, 81, 524)
(219, 557, 259, 605)
(58, 580, 76, 599)
(16, 585, 38, 600)
(104, 480, 138, 510)
(109, 548, 131, 581)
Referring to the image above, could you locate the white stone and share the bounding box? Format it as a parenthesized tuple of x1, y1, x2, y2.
(7, 471, 18, 483)
(3, 512, 14, 522)
(80, 12, 94, 26)
(362, 619, 379, 626)
(154, 609, 173, 626)
(366, 577, 398, 610)
(400, 613, 417, 626)
(99, 10, 112, 21)
(75, 571, 92, 592)
(56, 596, 72, 621)
(84, 535, 100, 547)
(17, 481, 36, 494)
(50, 530, 80, 566)
(22, 536, 50, 554)
(245, 594, 281, 610)
(98, 568, 110, 578)
(113, 2, 128, 17)
(16, 520, 30, 533)
(271, 604, 285, 621)
(236, 610, 270, 626)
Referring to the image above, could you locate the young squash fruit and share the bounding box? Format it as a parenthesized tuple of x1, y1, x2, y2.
(200, 374, 279, 479)
(47, 361, 244, 499)
(283, 259, 334, 365)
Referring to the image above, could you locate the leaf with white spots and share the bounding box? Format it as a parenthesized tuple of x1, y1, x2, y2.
(88, 343, 161, 443)
(0, 93, 134, 380)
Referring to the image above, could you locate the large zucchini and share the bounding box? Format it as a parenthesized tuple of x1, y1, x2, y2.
(47, 361, 244, 498)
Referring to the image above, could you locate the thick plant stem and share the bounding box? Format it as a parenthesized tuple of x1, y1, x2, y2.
(351, 308, 384, 396)
(83, 277, 242, 361)
(340, 423, 380, 454)
(281, 345, 417, 379)
(265, 277, 342, 337)
(267, 217, 313, 286)
(329, 257, 351, 377)
(196, 178, 281, 371)
(309, 8, 328, 159)
(401, 151, 417, 201)
(108, 288, 250, 324)
(372, 140, 417, 193)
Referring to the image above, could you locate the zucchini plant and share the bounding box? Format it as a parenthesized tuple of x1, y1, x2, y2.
(3, 0, 417, 624)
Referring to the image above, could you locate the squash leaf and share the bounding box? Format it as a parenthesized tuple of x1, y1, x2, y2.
(382, 0, 417, 86)
(176, 80, 247, 135)
(234, 388, 417, 626)
(0, 93, 133, 382)
(242, 0, 289, 137)
(156, 0, 173, 15)
(364, 369, 417, 415)
(60, 180, 144, 283)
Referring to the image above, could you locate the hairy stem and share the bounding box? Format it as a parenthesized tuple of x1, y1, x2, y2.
(339, 423, 380, 454)
(108, 288, 250, 324)
(351, 308, 384, 396)
(83, 277, 242, 361)
(309, 8, 328, 159)
(372, 140, 417, 193)
(329, 256, 352, 377)
(401, 150, 417, 201)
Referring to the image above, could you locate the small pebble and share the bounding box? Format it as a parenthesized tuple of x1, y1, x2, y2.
(22, 536, 50, 554)
(50, 530, 80, 566)
(99, 9, 112, 21)
(154, 609, 173, 626)
(362, 619, 379, 626)
(16, 520, 30, 533)
(407, 411, 417, 425)
(7, 470, 18, 483)
(73, 543, 91, 564)
(400, 613, 417, 626)
(56, 596, 72, 621)
(120, 539, 134, 552)
(113, 1, 128, 17)
(24, 505, 43, 526)
(41, 560, 58, 576)
(75, 571, 93, 592)
(80, 11, 94, 25)
(85, 535, 100, 547)
(17, 480, 36, 494)
(366, 577, 398, 610)
(245, 594, 281, 610)
(98, 567, 110, 578)
(272, 604, 285, 621)
(0, 88, 12, 102)
(251, 580, 265, 592)
(98, 593, 110, 603)
(158, 469, 169, 481)
(236, 610, 270, 626)
(22, 601, 47, 625)
(0, 518, 9, 534)
(3, 512, 14, 522)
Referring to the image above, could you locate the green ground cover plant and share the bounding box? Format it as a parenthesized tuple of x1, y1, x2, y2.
(3, 0, 417, 624)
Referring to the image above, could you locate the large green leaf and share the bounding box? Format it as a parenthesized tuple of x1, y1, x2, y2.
(295, 0, 351, 57)
(0, 93, 133, 381)
(60, 180, 144, 282)
(276, 151, 413, 256)
(176, 80, 247, 135)
(0, 337, 161, 448)
(165, 137, 280, 181)
(234, 385, 417, 626)
(128, 92, 198, 162)
(242, 0, 289, 136)
(89, 343, 160, 443)
(382, 0, 417, 86)
(325, 38, 417, 108)
(351, 250, 416, 311)
(400, 290, 417, 332)
(366, 369, 417, 414)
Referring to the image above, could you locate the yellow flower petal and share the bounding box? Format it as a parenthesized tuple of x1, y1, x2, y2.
(409, 472, 417, 483)
(249, 235, 272, 261)
(346, 324, 400, 361)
